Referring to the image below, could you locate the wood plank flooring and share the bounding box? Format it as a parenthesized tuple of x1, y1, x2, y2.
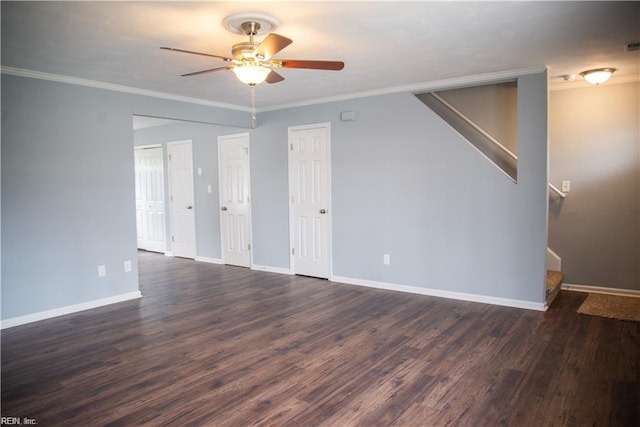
(2, 251, 638, 426)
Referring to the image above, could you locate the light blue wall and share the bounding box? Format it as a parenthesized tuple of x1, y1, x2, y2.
(251, 71, 548, 303)
(134, 121, 244, 259)
(2, 70, 548, 322)
(1, 74, 249, 320)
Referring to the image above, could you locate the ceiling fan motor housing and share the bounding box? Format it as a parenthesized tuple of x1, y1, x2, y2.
(232, 42, 261, 60)
(241, 21, 260, 36)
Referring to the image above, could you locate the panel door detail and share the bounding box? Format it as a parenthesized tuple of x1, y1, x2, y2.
(289, 125, 331, 278)
(218, 133, 252, 267)
(167, 141, 196, 259)
(134, 146, 166, 253)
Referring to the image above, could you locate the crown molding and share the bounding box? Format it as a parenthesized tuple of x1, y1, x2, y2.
(3, 65, 564, 114)
(1, 66, 252, 112)
(258, 66, 547, 112)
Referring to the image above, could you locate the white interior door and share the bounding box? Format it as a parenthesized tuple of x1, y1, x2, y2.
(288, 123, 331, 278)
(134, 146, 166, 253)
(167, 140, 196, 259)
(218, 133, 252, 267)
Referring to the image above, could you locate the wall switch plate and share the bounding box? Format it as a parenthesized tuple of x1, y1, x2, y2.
(207, 184, 212, 193)
(561, 180, 571, 192)
(98, 265, 106, 277)
(124, 260, 132, 272)
(383, 254, 390, 265)
(197, 167, 202, 176)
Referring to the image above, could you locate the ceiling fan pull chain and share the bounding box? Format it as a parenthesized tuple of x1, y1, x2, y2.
(251, 84, 257, 129)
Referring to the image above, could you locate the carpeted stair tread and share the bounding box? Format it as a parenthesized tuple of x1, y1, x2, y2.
(546, 270, 563, 294)
(546, 270, 563, 306)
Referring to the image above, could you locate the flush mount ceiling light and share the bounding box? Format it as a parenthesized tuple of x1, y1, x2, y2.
(580, 68, 616, 85)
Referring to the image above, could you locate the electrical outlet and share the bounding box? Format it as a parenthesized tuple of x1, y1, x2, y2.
(207, 184, 212, 193)
(197, 167, 202, 176)
(561, 180, 571, 192)
(98, 265, 106, 278)
(383, 254, 390, 265)
(124, 260, 132, 272)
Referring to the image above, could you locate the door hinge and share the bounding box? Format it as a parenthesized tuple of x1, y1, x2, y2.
(171, 236, 175, 242)
(168, 154, 172, 161)
(248, 243, 251, 250)
(292, 248, 295, 255)
(290, 143, 293, 151)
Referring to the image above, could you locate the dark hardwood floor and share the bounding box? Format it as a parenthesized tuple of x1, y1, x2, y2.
(2, 251, 638, 426)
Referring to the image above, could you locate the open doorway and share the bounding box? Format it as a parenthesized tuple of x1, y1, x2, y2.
(131, 114, 250, 263)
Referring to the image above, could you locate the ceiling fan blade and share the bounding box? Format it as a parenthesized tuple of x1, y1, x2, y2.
(253, 34, 292, 60)
(160, 47, 233, 62)
(265, 70, 285, 84)
(181, 66, 232, 77)
(280, 59, 345, 70)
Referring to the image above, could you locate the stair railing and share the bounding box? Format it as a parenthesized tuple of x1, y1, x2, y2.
(417, 91, 518, 180)
(419, 91, 568, 199)
(429, 92, 518, 163)
(548, 183, 567, 199)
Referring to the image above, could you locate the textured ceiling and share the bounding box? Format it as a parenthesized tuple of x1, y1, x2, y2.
(2, 1, 638, 110)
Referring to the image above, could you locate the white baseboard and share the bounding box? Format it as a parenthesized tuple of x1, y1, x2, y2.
(0, 291, 143, 330)
(562, 283, 640, 297)
(195, 256, 223, 264)
(252, 264, 294, 275)
(330, 276, 546, 311)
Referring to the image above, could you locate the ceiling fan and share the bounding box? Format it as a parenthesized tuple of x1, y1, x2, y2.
(160, 19, 344, 87)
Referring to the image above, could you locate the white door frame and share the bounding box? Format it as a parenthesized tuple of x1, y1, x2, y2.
(287, 122, 333, 278)
(167, 139, 197, 258)
(217, 132, 253, 267)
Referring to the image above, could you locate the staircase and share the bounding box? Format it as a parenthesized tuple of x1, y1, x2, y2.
(416, 85, 566, 310)
(415, 90, 518, 181)
(546, 270, 563, 306)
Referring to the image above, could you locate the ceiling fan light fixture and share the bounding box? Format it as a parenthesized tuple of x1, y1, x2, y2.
(232, 64, 271, 85)
(580, 68, 616, 85)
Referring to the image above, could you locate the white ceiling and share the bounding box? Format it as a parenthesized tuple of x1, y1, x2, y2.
(2, 1, 638, 111)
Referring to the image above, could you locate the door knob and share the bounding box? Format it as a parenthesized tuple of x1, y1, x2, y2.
(221, 206, 228, 211)
(319, 209, 327, 214)
(187, 205, 193, 210)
